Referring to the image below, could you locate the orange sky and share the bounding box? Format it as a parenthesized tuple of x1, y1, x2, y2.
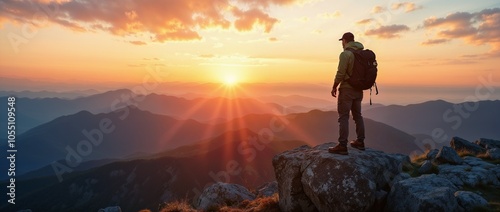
(0, 0, 499, 88)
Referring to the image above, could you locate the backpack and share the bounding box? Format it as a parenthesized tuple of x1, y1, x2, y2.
(345, 48, 379, 104)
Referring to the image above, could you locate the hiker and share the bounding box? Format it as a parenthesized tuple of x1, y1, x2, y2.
(329, 32, 366, 155)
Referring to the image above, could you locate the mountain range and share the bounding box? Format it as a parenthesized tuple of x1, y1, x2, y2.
(0, 88, 498, 211)
(3, 105, 420, 177)
(0, 129, 306, 211)
(363, 100, 500, 145)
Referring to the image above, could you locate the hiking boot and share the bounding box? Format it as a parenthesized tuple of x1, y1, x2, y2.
(328, 144, 348, 155)
(350, 140, 365, 151)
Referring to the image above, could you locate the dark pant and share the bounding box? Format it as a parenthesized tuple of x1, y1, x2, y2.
(338, 88, 365, 146)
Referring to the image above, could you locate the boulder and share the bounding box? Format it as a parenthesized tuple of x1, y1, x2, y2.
(97, 206, 122, 212)
(450, 137, 486, 155)
(486, 148, 500, 160)
(273, 143, 404, 212)
(435, 146, 463, 165)
(418, 160, 433, 174)
(438, 164, 499, 187)
(475, 138, 500, 149)
(389, 173, 411, 188)
(426, 149, 439, 160)
(256, 181, 278, 197)
(454, 191, 489, 211)
(386, 174, 460, 212)
(195, 182, 255, 210)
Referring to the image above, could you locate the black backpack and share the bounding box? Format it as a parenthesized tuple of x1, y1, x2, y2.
(345, 48, 379, 104)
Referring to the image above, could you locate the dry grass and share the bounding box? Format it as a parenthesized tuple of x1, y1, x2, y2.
(455, 149, 478, 157)
(154, 194, 280, 212)
(219, 193, 280, 212)
(410, 150, 429, 164)
(159, 200, 196, 212)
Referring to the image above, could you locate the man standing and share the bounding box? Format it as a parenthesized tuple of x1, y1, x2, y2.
(329, 32, 366, 155)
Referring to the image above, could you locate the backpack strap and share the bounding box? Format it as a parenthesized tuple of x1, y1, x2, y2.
(369, 82, 379, 105)
(343, 47, 356, 80)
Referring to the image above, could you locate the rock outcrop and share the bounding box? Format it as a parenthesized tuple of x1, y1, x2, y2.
(256, 181, 278, 197)
(386, 174, 460, 212)
(272, 143, 407, 211)
(97, 206, 122, 212)
(476, 138, 500, 149)
(454, 191, 489, 211)
(195, 182, 255, 210)
(273, 138, 500, 212)
(435, 146, 463, 165)
(451, 137, 486, 155)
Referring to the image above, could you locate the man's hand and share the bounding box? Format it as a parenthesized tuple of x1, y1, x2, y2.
(331, 82, 339, 98)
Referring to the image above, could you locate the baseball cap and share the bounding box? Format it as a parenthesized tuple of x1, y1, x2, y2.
(338, 32, 354, 41)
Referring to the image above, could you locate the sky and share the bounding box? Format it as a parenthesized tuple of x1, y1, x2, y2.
(0, 0, 499, 103)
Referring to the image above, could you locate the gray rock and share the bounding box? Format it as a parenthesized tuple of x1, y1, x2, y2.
(256, 181, 278, 197)
(426, 149, 439, 160)
(388, 153, 412, 171)
(463, 156, 496, 169)
(451, 137, 486, 155)
(386, 174, 460, 212)
(273, 143, 403, 212)
(389, 172, 411, 188)
(487, 148, 500, 160)
(418, 160, 433, 174)
(272, 145, 316, 212)
(454, 191, 489, 211)
(438, 164, 499, 187)
(436, 146, 463, 165)
(97, 206, 121, 212)
(475, 138, 500, 149)
(195, 182, 255, 210)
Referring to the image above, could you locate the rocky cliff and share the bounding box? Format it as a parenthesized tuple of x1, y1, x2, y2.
(272, 137, 500, 212)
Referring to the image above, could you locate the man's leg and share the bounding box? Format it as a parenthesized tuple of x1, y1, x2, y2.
(350, 90, 365, 150)
(337, 88, 353, 146)
(330, 88, 352, 155)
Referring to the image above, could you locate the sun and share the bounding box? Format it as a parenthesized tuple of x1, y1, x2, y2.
(223, 75, 238, 86)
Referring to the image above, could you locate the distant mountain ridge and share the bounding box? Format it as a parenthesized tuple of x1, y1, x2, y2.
(0, 89, 287, 135)
(363, 100, 500, 145)
(3, 107, 420, 177)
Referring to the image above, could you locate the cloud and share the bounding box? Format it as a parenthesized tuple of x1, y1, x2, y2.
(421, 39, 450, 45)
(129, 40, 146, 45)
(365, 24, 410, 39)
(392, 2, 422, 13)
(356, 18, 373, 25)
(0, 0, 302, 42)
(199, 54, 215, 58)
(232, 8, 278, 33)
(371, 6, 386, 14)
(422, 8, 500, 57)
(319, 11, 341, 19)
(268, 37, 278, 42)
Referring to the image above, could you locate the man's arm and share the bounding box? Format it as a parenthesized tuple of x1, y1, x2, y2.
(331, 51, 349, 97)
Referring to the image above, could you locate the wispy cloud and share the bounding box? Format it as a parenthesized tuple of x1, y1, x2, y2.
(371, 6, 386, 14)
(365, 24, 410, 39)
(422, 8, 500, 57)
(392, 2, 422, 13)
(421, 39, 450, 46)
(319, 11, 341, 19)
(356, 18, 373, 25)
(0, 0, 304, 42)
(129, 40, 147, 46)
